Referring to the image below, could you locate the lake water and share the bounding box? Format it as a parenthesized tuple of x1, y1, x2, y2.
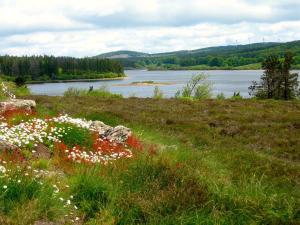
(28, 70, 300, 98)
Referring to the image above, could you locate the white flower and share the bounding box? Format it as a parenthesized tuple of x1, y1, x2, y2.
(0, 165, 6, 173)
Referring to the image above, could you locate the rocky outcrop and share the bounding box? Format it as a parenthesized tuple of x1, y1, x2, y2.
(0, 99, 36, 113)
(90, 121, 132, 143)
(90, 121, 112, 135)
(104, 125, 132, 143)
(33, 143, 51, 159)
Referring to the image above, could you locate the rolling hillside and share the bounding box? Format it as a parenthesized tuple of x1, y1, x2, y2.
(95, 40, 300, 69)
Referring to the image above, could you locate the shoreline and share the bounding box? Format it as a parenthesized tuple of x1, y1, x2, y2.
(27, 76, 127, 84)
(114, 81, 175, 87)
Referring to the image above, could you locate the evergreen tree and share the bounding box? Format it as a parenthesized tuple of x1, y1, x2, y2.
(280, 52, 299, 100)
(249, 53, 299, 100)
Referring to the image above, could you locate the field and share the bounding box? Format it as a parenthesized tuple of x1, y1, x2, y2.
(13, 96, 296, 225)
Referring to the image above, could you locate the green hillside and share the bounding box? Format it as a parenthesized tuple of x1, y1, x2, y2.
(97, 40, 300, 69)
(96, 50, 149, 59)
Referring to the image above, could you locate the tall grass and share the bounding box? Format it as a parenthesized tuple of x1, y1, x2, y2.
(8, 96, 300, 224)
(63, 86, 122, 98)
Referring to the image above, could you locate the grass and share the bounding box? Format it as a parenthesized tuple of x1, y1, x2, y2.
(63, 86, 122, 98)
(1, 95, 299, 224)
(28, 96, 300, 224)
(0, 164, 67, 224)
(55, 123, 93, 148)
(70, 167, 110, 219)
(0, 79, 30, 100)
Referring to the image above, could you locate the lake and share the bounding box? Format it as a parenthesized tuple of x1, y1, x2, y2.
(28, 70, 300, 98)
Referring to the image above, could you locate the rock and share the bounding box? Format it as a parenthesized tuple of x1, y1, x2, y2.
(0, 140, 18, 151)
(0, 99, 36, 113)
(90, 120, 112, 134)
(33, 143, 51, 159)
(104, 125, 132, 143)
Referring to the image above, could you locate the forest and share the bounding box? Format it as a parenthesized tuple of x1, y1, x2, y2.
(99, 41, 300, 70)
(0, 55, 124, 82)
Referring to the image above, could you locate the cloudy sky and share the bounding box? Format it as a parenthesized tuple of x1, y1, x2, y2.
(1, 0, 300, 57)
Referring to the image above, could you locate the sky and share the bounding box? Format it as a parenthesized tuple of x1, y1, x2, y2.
(0, 0, 300, 57)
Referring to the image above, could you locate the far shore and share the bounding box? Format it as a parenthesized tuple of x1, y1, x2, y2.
(114, 81, 175, 87)
(27, 76, 127, 84)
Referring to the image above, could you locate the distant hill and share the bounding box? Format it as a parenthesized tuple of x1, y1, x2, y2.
(95, 40, 300, 69)
(96, 50, 149, 59)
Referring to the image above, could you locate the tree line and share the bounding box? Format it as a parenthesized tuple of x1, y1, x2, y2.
(0, 55, 124, 81)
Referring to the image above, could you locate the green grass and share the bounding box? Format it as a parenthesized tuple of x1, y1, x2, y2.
(0, 165, 66, 224)
(0, 79, 30, 100)
(63, 87, 122, 98)
(2, 96, 300, 224)
(55, 123, 93, 148)
(70, 167, 110, 219)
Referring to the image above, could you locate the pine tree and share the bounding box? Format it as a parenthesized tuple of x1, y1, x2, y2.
(280, 52, 299, 100)
(249, 55, 281, 99)
(249, 53, 299, 100)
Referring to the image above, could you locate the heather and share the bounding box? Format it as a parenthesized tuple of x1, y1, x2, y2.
(25, 95, 300, 224)
(0, 84, 299, 224)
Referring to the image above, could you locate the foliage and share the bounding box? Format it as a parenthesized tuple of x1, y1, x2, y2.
(231, 92, 243, 99)
(152, 86, 164, 99)
(1, 95, 299, 224)
(0, 165, 67, 224)
(249, 52, 299, 99)
(216, 92, 226, 99)
(63, 86, 123, 98)
(14, 76, 26, 87)
(175, 74, 212, 100)
(1, 79, 30, 100)
(71, 167, 110, 219)
(32, 96, 300, 224)
(56, 123, 93, 148)
(112, 40, 300, 69)
(114, 157, 207, 224)
(0, 55, 124, 81)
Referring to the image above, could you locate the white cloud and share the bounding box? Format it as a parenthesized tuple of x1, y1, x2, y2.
(0, 0, 299, 56)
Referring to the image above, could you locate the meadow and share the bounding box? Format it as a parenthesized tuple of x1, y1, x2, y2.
(22, 95, 299, 225)
(1, 73, 300, 224)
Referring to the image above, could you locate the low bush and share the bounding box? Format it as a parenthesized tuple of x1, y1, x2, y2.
(64, 86, 122, 98)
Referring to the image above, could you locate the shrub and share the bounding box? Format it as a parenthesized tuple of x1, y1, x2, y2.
(153, 86, 163, 99)
(216, 92, 226, 99)
(14, 77, 26, 87)
(64, 86, 122, 98)
(175, 74, 212, 100)
(231, 92, 243, 99)
(63, 87, 81, 97)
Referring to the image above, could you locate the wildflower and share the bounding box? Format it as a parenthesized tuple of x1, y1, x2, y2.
(3, 185, 7, 189)
(0, 165, 6, 173)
